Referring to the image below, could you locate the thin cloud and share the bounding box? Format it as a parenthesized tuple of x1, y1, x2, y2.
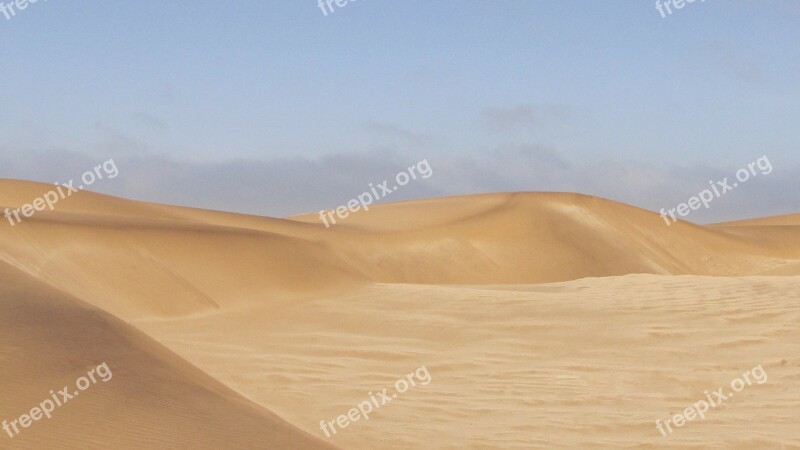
(480, 104, 570, 132)
(0, 149, 796, 223)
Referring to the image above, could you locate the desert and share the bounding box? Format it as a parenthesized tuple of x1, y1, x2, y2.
(1, 182, 798, 448)
(2, 2, 798, 448)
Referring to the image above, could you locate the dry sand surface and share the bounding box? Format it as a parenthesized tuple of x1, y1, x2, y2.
(1, 179, 799, 449)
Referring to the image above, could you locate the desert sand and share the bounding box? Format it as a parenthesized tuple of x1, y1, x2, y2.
(1, 179, 798, 449)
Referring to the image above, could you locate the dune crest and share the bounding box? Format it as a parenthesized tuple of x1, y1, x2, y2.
(2, 183, 799, 319)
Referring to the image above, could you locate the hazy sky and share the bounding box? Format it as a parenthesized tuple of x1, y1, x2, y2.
(1, 1, 798, 222)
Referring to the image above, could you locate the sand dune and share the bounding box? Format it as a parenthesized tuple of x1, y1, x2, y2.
(0, 261, 335, 449)
(1, 179, 799, 448)
(3, 184, 800, 300)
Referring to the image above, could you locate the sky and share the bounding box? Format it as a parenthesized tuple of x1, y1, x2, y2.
(1, 0, 798, 222)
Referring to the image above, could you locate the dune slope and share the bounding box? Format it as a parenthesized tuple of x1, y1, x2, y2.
(0, 261, 337, 449)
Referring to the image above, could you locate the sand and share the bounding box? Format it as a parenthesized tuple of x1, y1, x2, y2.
(1, 179, 798, 449)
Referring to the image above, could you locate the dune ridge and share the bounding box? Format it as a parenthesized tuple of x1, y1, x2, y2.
(2, 182, 800, 316)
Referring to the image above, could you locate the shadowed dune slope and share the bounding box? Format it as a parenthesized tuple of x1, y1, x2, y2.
(0, 261, 338, 450)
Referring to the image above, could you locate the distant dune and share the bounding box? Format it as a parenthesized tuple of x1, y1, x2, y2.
(1, 179, 798, 449)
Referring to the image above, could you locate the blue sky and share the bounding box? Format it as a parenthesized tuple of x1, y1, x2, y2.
(1, 1, 798, 221)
